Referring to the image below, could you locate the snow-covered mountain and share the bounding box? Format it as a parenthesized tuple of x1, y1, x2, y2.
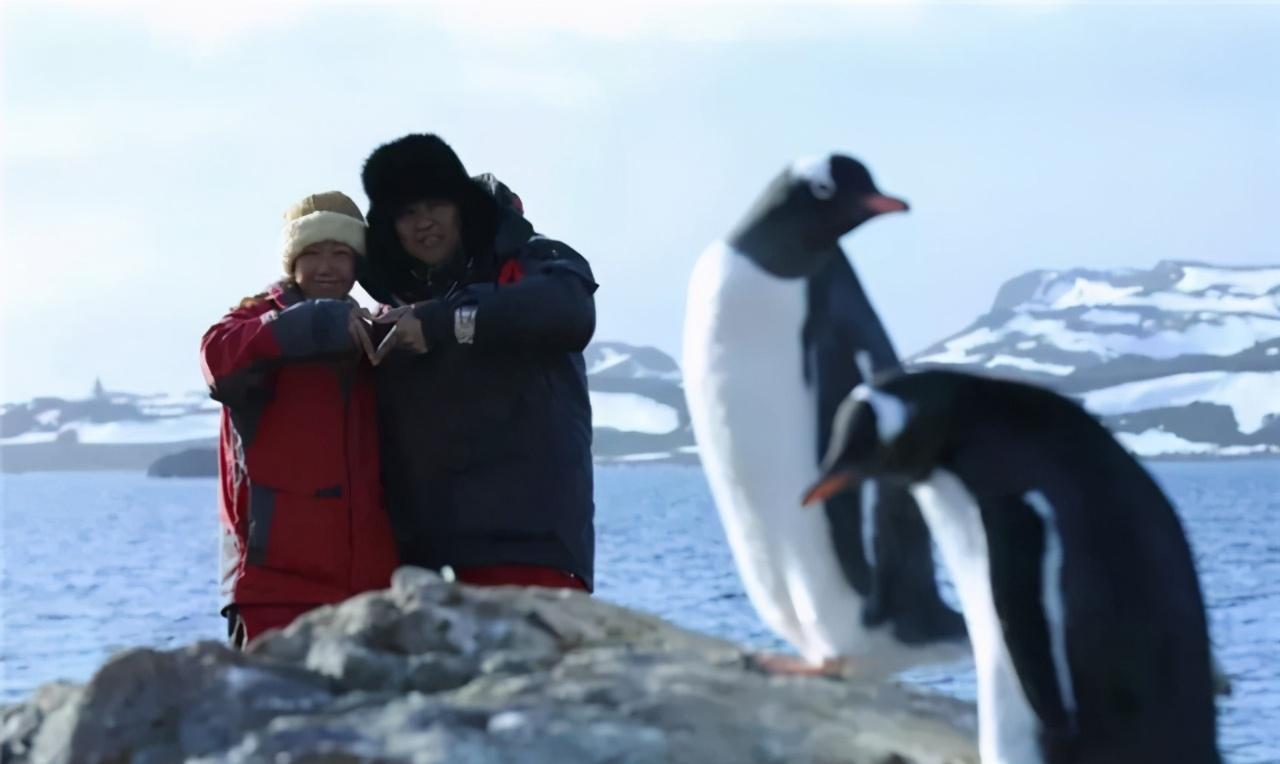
(0, 387, 221, 473)
(11, 261, 1276, 471)
(0, 387, 221, 447)
(912, 261, 1280, 458)
(584, 342, 696, 464)
(0, 343, 696, 473)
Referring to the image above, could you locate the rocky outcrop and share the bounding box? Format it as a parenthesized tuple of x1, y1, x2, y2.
(2, 568, 977, 764)
(147, 447, 218, 478)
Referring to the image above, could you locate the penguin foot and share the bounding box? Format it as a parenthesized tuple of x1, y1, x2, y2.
(745, 652, 850, 678)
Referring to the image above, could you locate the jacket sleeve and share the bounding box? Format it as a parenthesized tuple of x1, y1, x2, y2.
(415, 238, 598, 353)
(200, 299, 356, 402)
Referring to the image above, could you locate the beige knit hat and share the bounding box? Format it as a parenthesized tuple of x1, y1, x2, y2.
(281, 191, 367, 275)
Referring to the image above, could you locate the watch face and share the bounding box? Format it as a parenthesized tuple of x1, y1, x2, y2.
(454, 306, 477, 344)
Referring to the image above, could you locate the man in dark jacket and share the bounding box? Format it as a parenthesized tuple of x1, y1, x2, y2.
(359, 133, 597, 591)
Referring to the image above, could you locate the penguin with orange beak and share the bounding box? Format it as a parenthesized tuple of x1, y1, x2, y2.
(805, 368, 1221, 763)
(683, 155, 965, 677)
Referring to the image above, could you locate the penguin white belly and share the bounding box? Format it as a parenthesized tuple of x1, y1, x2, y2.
(683, 241, 870, 662)
(912, 469, 1042, 764)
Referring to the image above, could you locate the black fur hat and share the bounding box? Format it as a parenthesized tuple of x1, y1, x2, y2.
(362, 133, 478, 215)
(360, 133, 499, 302)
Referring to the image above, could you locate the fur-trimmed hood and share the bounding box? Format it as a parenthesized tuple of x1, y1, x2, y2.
(359, 134, 534, 305)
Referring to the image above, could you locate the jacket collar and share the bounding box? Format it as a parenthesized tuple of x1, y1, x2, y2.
(266, 280, 359, 310)
(267, 280, 304, 309)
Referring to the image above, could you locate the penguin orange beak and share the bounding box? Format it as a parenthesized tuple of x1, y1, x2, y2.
(861, 194, 909, 216)
(802, 468, 859, 507)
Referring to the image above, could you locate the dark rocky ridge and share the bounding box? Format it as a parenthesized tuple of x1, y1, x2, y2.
(1, 342, 698, 474)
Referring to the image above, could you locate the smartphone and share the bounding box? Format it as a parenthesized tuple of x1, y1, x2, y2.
(374, 323, 399, 357)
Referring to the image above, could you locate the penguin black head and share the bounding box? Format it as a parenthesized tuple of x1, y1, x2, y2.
(728, 154, 909, 279)
(803, 371, 967, 505)
(804, 369, 1111, 506)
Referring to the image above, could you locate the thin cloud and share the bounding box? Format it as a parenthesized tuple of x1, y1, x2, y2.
(9, 0, 932, 48)
(2, 101, 245, 162)
(0, 211, 155, 314)
(5, 0, 1229, 53)
(6, 1, 312, 51)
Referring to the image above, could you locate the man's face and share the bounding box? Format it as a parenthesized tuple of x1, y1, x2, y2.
(293, 240, 356, 299)
(395, 199, 462, 267)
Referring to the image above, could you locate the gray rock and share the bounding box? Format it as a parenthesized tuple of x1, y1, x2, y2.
(20, 641, 334, 764)
(404, 653, 479, 694)
(1, 682, 81, 761)
(4, 567, 978, 764)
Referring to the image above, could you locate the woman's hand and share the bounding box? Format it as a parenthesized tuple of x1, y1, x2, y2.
(347, 306, 377, 362)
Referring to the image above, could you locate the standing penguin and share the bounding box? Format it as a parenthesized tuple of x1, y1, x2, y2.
(806, 369, 1221, 763)
(683, 155, 965, 675)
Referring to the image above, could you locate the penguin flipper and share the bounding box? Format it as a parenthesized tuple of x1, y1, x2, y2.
(807, 253, 892, 606)
(815, 249, 901, 376)
(871, 484, 967, 645)
(807, 250, 963, 643)
(983, 494, 1076, 735)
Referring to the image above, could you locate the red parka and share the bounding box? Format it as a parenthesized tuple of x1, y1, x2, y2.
(200, 282, 398, 615)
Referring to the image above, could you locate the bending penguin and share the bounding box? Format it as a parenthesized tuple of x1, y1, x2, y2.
(806, 369, 1221, 764)
(683, 155, 965, 676)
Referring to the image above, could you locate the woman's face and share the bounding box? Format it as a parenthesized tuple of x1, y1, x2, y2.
(293, 240, 356, 299)
(394, 199, 462, 267)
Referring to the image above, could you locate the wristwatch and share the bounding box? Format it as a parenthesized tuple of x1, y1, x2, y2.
(454, 305, 477, 345)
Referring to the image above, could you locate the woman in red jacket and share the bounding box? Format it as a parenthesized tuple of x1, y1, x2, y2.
(200, 191, 398, 647)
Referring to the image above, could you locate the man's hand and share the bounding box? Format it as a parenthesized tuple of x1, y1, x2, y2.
(347, 306, 377, 362)
(371, 304, 429, 363)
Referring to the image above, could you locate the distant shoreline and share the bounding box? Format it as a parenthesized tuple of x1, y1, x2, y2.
(0, 441, 702, 475)
(0, 439, 216, 474)
(2, 452, 1277, 476)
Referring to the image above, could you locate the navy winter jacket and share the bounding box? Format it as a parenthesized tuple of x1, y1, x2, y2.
(359, 179, 598, 588)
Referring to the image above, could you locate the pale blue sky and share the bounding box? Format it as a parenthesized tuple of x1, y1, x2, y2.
(2, 1, 1277, 400)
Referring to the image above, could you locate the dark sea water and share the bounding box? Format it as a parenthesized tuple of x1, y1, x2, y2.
(2, 462, 1276, 762)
